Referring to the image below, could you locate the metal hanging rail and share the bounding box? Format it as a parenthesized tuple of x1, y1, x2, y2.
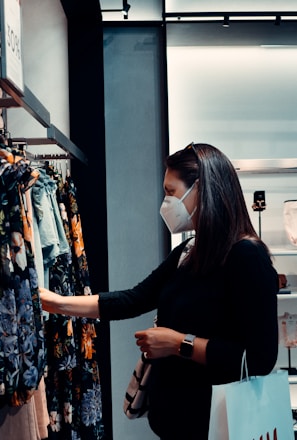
(0, 82, 88, 164)
(0, 81, 51, 127)
(47, 124, 88, 165)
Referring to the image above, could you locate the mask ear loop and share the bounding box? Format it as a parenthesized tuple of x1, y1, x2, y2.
(180, 181, 196, 202)
(181, 179, 199, 218)
(189, 206, 197, 219)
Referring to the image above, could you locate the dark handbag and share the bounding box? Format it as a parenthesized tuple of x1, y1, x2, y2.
(123, 352, 152, 419)
(123, 241, 194, 420)
(123, 315, 157, 419)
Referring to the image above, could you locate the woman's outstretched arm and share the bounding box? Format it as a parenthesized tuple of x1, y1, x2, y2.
(39, 287, 100, 319)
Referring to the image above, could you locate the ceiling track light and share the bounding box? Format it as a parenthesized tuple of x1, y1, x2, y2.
(122, 0, 131, 20)
(275, 15, 281, 26)
(165, 11, 296, 24)
(101, 1, 131, 20)
(223, 15, 230, 28)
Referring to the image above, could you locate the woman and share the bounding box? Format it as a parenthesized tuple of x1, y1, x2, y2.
(40, 143, 279, 440)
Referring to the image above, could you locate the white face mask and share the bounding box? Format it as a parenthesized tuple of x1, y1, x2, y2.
(160, 183, 196, 234)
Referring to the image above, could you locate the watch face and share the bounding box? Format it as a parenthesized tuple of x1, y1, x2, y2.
(180, 340, 193, 358)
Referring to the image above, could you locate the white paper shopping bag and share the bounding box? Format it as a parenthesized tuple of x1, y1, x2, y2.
(208, 369, 294, 440)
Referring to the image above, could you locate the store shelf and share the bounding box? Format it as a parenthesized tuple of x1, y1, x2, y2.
(0, 82, 50, 127)
(278, 293, 297, 299)
(232, 158, 297, 174)
(11, 124, 88, 165)
(270, 247, 297, 256)
(0, 82, 87, 164)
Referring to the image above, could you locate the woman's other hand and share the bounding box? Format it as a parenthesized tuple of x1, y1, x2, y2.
(135, 326, 183, 359)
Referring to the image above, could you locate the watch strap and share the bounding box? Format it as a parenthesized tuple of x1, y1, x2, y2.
(179, 333, 196, 358)
(184, 334, 196, 344)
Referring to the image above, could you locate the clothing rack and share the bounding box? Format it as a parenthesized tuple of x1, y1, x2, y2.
(26, 152, 71, 161)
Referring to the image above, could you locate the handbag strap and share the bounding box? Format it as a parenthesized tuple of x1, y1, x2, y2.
(177, 237, 195, 267)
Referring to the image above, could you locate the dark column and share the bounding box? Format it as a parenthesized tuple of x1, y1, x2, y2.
(60, 1, 112, 439)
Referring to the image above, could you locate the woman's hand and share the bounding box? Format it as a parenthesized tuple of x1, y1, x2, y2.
(134, 326, 184, 359)
(39, 287, 62, 314)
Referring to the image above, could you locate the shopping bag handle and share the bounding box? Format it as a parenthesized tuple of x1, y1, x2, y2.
(240, 350, 249, 381)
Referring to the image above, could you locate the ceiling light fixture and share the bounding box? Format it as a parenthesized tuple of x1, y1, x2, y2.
(164, 11, 297, 23)
(101, 1, 131, 20)
(223, 16, 230, 28)
(122, 0, 131, 20)
(274, 15, 281, 26)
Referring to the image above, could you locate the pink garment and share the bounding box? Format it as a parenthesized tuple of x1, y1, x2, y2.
(0, 377, 49, 440)
(33, 377, 50, 439)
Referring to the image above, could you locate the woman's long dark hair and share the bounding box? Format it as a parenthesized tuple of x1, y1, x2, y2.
(166, 143, 266, 274)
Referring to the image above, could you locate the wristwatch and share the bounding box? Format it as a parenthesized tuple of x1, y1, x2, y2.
(179, 334, 196, 358)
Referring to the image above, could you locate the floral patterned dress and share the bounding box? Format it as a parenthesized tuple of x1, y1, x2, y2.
(44, 169, 104, 440)
(0, 157, 45, 407)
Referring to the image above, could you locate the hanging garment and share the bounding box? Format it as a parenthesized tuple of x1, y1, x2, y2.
(31, 168, 70, 281)
(42, 171, 104, 440)
(0, 397, 41, 439)
(0, 376, 50, 440)
(0, 158, 46, 407)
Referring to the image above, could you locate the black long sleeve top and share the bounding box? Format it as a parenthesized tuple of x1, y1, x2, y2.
(99, 239, 279, 439)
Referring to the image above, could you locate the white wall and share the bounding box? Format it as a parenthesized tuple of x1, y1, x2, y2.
(7, 0, 69, 161)
(100, 0, 162, 21)
(167, 45, 297, 159)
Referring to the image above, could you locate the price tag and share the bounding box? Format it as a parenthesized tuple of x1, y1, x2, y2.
(0, 0, 24, 95)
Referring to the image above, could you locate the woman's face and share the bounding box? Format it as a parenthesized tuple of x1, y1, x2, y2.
(163, 168, 197, 216)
